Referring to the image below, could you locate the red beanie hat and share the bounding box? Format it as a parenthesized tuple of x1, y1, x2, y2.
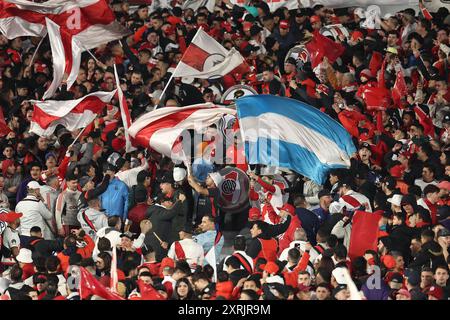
(159, 257, 175, 276)
(389, 164, 405, 179)
(2, 159, 14, 177)
(248, 207, 261, 220)
(381, 255, 396, 269)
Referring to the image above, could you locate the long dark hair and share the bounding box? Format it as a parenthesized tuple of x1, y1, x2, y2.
(172, 277, 196, 300)
(96, 252, 112, 275)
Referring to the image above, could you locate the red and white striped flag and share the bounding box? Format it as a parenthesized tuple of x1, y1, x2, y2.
(29, 90, 116, 137)
(173, 28, 247, 79)
(128, 104, 236, 157)
(0, 0, 130, 100)
(113, 64, 136, 153)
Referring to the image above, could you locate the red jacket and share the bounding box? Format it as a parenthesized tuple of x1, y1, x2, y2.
(216, 281, 234, 300)
(282, 251, 310, 288)
(278, 215, 302, 253)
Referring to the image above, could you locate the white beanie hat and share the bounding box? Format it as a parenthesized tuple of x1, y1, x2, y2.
(173, 167, 187, 182)
(387, 194, 403, 207)
(208, 172, 223, 187)
(16, 248, 33, 264)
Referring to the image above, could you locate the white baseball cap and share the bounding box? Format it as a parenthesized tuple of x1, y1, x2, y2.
(173, 167, 187, 182)
(387, 194, 403, 207)
(208, 172, 223, 187)
(27, 181, 41, 189)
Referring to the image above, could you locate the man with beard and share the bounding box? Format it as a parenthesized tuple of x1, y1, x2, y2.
(16, 162, 43, 203)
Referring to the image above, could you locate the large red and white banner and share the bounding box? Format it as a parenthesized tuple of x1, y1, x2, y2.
(30, 90, 116, 137)
(0, 0, 129, 99)
(128, 104, 236, 157)
(173, 28, 247, 80)
(229, 0, 422, 14)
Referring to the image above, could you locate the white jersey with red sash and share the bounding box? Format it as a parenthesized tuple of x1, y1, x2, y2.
(168, 238, 204, 270)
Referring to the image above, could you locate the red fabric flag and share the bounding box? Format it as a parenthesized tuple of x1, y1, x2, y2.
(306, 31, 345, 68)
(78, 267, 124, 300)
(369, 52, 383, 80)
(0, 107, 12, 137)
(392, 69, 408, 107)
(348, 211, 382, 260)
(137, 279, 166, 300)
(362, 86, 391, 111)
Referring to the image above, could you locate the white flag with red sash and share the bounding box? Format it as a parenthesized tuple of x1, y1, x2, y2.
(128, 103, 236, 158)
(113, 64, 136, 153)
(29, 90, 116, 137)
(0, 0, 130, 99)
(173, 28, 247, 79)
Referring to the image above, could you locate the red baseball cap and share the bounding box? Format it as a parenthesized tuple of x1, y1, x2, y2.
(0, 211, 23, 223)
(243, 22, 253, 32)
(277, 203, 295, 216)
(279, 20, 290, 29)
(248, 207, 261, 220)
(310, 15, 321, 24)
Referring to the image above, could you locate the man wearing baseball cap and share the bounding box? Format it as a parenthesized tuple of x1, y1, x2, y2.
(0, 211, 23, 265)
(310, 15, 322, 31)
(168, 224, 204, 271)
(15, 181, 54, 241)
(275, 21, 296, 54)
(187, 169, 222, 226)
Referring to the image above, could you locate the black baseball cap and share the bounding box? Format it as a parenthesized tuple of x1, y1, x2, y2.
(180, 224, 194, 234)
(318, 189, 331, 198)
(158, 172, 174, 184)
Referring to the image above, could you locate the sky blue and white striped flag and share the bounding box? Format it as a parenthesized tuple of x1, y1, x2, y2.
(235, 95, 357, 185)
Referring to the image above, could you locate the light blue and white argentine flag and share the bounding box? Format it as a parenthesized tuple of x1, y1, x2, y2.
(235, 95, 357, 185)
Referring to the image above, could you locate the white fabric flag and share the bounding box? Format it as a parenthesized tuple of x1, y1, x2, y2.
(173, 28, 245, 79)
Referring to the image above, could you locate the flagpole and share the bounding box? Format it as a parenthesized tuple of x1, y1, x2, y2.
(69, 126, 88, 148)
(113, 64, 136, 153)
(28, 35, 46, 68)
(84, 47, 102, 65)
(153, 27, 204, 110)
